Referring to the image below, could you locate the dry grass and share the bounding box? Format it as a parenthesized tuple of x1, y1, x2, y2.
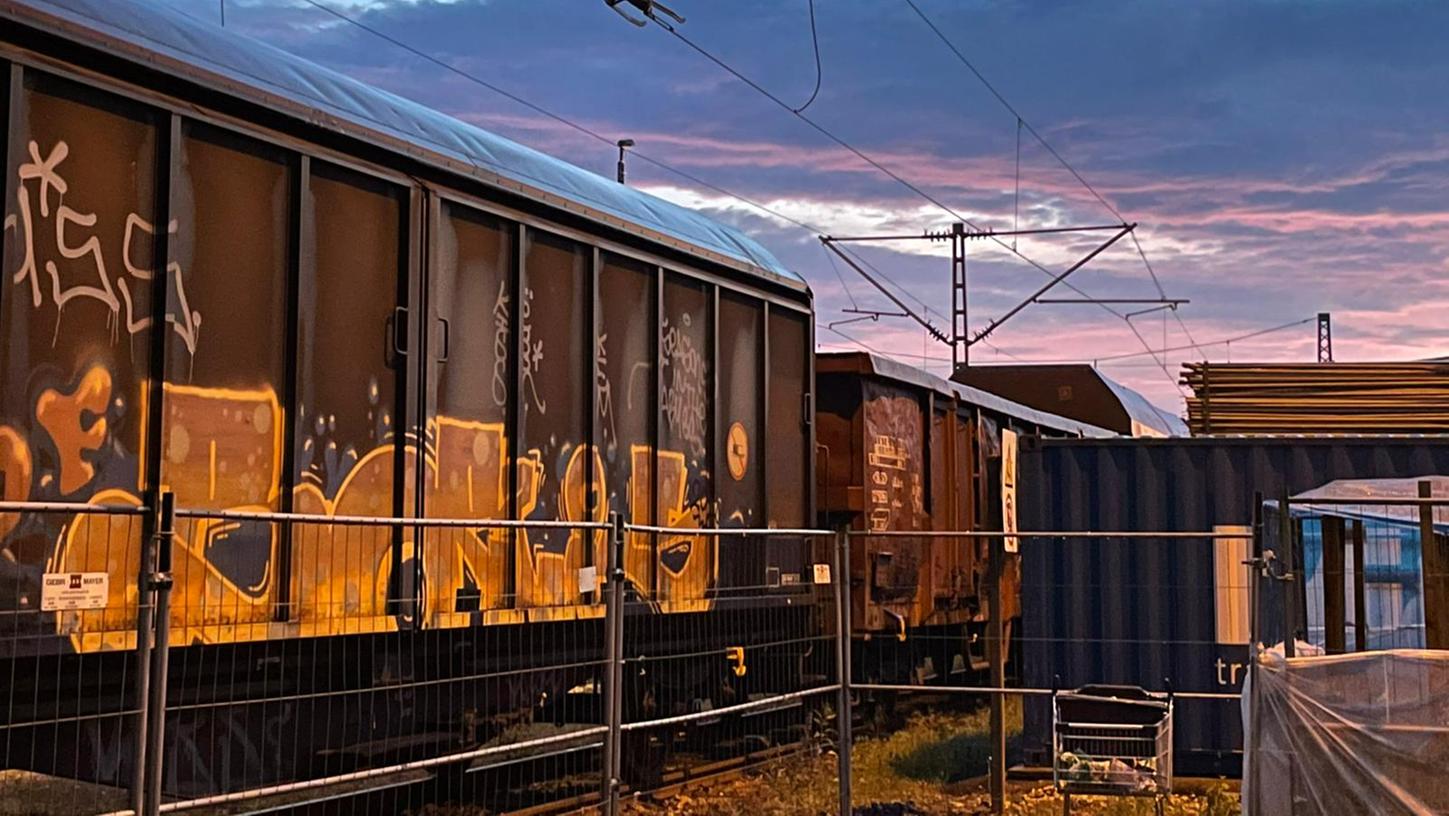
(622, 701, 1240, 816)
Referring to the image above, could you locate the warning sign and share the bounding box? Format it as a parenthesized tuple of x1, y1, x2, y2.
(812, 563, 832, 585)
(41, 572, 109, 611)
(1001, 429, 1019, 554)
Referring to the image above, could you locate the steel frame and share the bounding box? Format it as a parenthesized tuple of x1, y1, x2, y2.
(821, 222, 1168, 370)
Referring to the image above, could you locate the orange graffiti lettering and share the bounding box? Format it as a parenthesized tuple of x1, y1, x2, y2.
(36, 365, 112, 495)
(0, 426, 33, 539)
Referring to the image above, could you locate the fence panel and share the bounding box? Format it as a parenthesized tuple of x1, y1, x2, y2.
(145, 509, 609, 815)
(3, 503, 1275, 816)
(1246, 490, 1449, 815)
(842, 529, 1245, 816)
(0, 501, 151, 816)
(613, 525, 839, 808)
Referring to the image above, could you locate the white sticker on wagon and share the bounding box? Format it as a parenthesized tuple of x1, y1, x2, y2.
(41, 572, 109, 611)
(812, 563, 831, 584)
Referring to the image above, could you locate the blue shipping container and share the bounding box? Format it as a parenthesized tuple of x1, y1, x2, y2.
(1018, 436, 1449, 776)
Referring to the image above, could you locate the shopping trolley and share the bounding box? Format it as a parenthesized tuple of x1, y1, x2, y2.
(1052, 684, 1173, 815)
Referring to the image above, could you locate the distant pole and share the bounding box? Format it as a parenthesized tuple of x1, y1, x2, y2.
(1316, 312, 1333, 363)
(616, 138, 635, 184)
(219, 0, 225, 26)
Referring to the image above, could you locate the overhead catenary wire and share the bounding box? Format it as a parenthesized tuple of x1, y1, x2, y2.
(291, 0, 987, 351)
(641, 13, 1194, 392)
(640, 12, 1227, 400)
(820, 239, 859, 310)
(899, 0, 1208, 360)
(296, 0, 1190, 381)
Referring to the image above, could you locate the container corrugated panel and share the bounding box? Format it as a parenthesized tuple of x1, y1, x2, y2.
(1018, 436, 1449, 776)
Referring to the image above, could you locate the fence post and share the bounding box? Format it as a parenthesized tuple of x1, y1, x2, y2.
(833, 528, 852, 816)
(987, 533, 1005, 815)
(131, 502, 159, 816)
(143, 491, 176, 816)
(602, 511, 626, 816)
(1247, 492, 1263, 816)
(1278, 489, 1295, 659)
(1420, 480, 1447, 649)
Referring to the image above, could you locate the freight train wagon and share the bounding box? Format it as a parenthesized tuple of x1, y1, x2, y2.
(815, 352, 1111, 686)
(0, 0, 817, 798)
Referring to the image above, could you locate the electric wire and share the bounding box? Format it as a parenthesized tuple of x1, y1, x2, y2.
(821, 239, 859, 310)
(900, 0, 1209, 361)
(293, 0, 982, 376)
(295, 0, 951, 344)
(296, 0, 1180, 383)
(643, 11, 1194, 393)
(793, 0, 823, 114)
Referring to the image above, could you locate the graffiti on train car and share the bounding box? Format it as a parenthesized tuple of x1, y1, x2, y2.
(5, 140, 202, 355)
(862, 382, 926, 606)
(660, 314, 707, 455)
(9, 372, 718, 650)
(0, 141, 728, 653)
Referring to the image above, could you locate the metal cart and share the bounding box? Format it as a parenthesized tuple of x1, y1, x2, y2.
(1052, 684, 1173, 816)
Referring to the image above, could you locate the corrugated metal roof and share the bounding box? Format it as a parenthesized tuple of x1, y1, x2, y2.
(953, 363, 1187, 437)
(0, 0, 802, 287)
(817, 352, 1117, 437)
(1096, 371, 1189, 437)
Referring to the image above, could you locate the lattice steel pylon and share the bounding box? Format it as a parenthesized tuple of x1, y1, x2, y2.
(1317, 312, 1333, 363)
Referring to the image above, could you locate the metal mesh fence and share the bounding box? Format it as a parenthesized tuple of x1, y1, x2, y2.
(0, 501, 150, 816)
(842, 530, 1247, 816)
(149, 509, 614, 815)
(0, 499, 1285, 816)
(1276, 497, 1449, 654)
(612, 525, 838, 807)
(1244, 490, 1449, 815)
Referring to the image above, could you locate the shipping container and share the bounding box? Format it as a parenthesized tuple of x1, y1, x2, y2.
(1018, 436, 1449, 776)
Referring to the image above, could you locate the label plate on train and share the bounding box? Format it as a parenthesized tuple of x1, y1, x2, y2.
(41, 572, 109, 611)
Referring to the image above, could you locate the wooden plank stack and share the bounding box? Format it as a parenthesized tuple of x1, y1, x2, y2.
(1180, 362, 1449, 434)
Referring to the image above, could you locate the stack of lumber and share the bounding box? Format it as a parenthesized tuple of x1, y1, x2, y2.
(1180, 362, 1449, 435)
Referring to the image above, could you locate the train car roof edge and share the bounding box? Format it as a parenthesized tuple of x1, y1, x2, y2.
(0, 0, 805, 290)
(816, 351, 1116, 438)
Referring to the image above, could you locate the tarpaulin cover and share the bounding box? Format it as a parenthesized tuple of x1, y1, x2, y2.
(1244, 649, 1449, 815)
(1287, 476, 1449, 533)
(0, 0, 799, 285)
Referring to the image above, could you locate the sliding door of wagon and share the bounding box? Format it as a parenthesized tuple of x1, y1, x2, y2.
(765, 306, 811, 584)
(419, 199, 514, 624)
(597, 254, 655, 600)
(290, 161, 409, 636)
(658, 273, 713, 609)
(715, 291, 764, 599)
(1, 70, 161, 650)
(164, 122, 294, 644)
(516, 229, 591, 617)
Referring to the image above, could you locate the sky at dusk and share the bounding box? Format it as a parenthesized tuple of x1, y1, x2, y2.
(158, 0, 1449, 411)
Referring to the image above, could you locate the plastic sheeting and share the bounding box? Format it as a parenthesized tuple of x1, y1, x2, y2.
(1289, 476, 1449, 533)
(1243, 649, 1449, 815)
